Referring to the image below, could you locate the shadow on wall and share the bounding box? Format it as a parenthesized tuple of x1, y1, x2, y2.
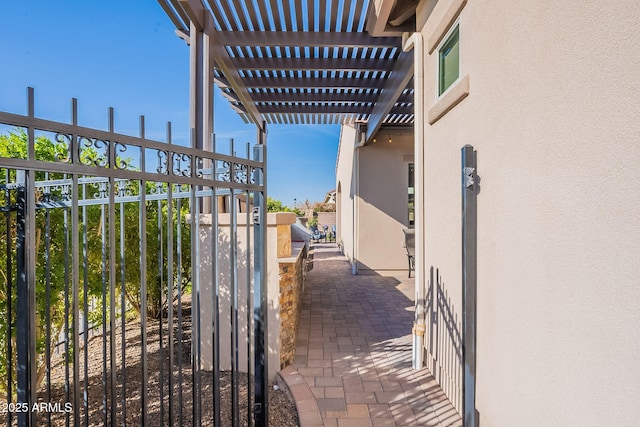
(425, 266, 463, 413)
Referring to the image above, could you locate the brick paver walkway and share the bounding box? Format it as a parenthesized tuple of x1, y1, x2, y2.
(278, 243, 462, 427)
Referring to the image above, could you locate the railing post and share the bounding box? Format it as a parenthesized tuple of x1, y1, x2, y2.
(461, 145, 478, 427)
(252, 122, 268, 427)
(15, 169, 30, 427)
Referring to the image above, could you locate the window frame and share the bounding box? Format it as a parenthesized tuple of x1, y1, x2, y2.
(437, 20, 461, 98)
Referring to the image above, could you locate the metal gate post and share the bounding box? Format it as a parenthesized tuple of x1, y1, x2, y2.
(252, 123, 268, 427)
(15, 167, 37, 427)
(15, 170, 29, 427)
(461, 145, 478, 427)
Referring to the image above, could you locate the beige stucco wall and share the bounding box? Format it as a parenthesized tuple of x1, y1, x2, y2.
(336, 124, 357, 260)
(358, 131, 414, 271)
(197, 212, 297, 380)
(416, 0, 640, 426)
(336, 124, 415, 271)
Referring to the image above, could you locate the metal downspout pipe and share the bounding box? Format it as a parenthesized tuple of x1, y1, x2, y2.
(402, 32, 426, 370)
(352, 128, 366, 275)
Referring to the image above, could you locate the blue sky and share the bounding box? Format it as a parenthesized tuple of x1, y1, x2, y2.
(0, 0, 340, 206)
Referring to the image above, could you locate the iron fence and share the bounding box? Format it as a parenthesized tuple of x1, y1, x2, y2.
(0, 88, 268, 426)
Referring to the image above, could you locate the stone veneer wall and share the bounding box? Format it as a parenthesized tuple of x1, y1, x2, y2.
(278, 245, 306, 369)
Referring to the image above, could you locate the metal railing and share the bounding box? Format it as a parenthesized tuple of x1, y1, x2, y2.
(0, 88, 268, 426)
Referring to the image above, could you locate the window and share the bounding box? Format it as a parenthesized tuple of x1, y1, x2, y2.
(438, 25, 459, 96)
(408, 163, 415, 228)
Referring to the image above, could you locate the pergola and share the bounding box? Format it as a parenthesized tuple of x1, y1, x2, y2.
(157, 0, 417, 146)
(153, 2, 427, 425)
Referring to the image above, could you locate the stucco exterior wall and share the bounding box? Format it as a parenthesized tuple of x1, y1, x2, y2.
(358, 131, 414, 271)
(336, 125, 415, 271)
(198, 212, 298, 380)
(416, 1, 640, 426)
(336, 124, 356, 260)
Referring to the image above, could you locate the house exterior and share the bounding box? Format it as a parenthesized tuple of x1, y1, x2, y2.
(323, 189, 337, 204)
(337, 0, 640, 426)
(161, 0, 640, 425)
(336, 124, 414, 272)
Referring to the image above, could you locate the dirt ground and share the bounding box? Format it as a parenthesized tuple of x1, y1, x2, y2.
(1, 300, 298, 426)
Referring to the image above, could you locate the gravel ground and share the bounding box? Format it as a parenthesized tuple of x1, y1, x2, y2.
(1, 300, 298, 426)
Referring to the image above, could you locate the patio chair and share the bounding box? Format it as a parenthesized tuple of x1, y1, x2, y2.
(309, 224, 325, 242)
(402, 229, 415, 278)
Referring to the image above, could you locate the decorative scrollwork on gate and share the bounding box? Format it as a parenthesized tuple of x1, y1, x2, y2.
(59, 183, 72, 201)
(156, 150, 169, 174)
(250, 166, 261, 185)
(78, 136, 109, 167)
(233, 163, 248, 184)
(116, 180, 132, 198)
(172, 153, 192, 177)
(216, 160, 231, 182)
(249, 166, 256, 184)
(114, 142, 129, 170)
(93, 182, 109, 200)
(53, 133, 72, 163)
(195, 156, 209, 179)
(35, 183, 52, 204)
(150, 181, 167, 196)
(33, 182, 73, 203)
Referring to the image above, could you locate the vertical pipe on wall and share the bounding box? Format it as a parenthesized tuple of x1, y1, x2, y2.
(461, 145, 478, 427)
(351, 129, 365, 275)
(402, 32, 426, 370)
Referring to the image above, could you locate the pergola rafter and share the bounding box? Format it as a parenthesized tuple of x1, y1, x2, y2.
(163, 0, 416, 139)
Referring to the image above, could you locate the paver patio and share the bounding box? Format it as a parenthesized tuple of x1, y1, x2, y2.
(278, 243, 462, 427)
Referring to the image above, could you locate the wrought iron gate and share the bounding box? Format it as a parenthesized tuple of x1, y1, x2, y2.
(0, 88, 268, 426)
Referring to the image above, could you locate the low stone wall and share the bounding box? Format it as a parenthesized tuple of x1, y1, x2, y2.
(278, 243, 306, 369)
